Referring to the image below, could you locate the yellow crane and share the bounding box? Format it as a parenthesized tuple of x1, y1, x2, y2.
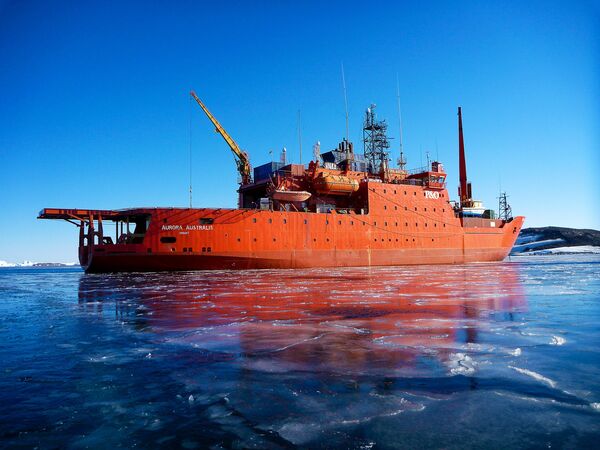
(190, 91, 252, 184)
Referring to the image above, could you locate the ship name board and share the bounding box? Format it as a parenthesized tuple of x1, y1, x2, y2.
(161, 225, 213, 231)
(424, 191, 440, 199)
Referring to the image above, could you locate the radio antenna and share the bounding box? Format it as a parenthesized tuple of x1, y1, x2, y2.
(297, 109, 303, 164)
(396, 75, 404, 153)
(341, 62, 349, 141)
(188, 91, 193, 208)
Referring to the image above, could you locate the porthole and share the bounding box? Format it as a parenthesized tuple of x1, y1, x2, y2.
(268, 218, 272, 224)
(160, 236, 176, 244)
(283, 219, 287, 224)
(338, 220, 342, 225)
(304, 219, 308, 224)
(253, 218, 257, 223)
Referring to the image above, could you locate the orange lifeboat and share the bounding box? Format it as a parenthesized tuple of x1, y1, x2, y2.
(271, 190, 312, 202)
(314, 174, 359, 195)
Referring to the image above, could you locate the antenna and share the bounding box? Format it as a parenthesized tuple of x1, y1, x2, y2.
(188, 91, 193, 208)
(297, 110, 303, 164)
(498, 192, 513, 220)
(341, 62, 349, 141)
(396, 74, 406, 169)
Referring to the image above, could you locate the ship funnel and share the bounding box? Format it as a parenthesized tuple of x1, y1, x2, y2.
(458, 107, 469, 204)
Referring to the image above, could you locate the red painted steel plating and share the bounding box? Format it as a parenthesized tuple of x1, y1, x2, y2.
(38, 105, 524, 273)
(38, 180, 524, 273)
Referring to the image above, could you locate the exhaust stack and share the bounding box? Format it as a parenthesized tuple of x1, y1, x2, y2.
(458, 107, 472, 205)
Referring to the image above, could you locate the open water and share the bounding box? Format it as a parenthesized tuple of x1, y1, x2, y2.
(0, 255, 599, 449)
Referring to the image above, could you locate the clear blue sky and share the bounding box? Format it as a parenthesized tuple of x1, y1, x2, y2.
(0, 0, 598, 263)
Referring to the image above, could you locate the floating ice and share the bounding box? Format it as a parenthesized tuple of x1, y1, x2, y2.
(509, 366, 557, 388)
(550, 336, 566, 346)
(447, 353, 477, 375)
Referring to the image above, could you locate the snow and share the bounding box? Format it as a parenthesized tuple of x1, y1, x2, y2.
(514, 234, 542, 245)
(511, 238, 565, 253)
(523, 245, 600, 255)
(0, 260, 78, 268)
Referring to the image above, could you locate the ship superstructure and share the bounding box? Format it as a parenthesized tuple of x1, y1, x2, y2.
(39, 91, 524, 272)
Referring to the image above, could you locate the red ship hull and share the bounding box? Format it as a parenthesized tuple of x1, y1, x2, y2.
(39, 180, 524, 273)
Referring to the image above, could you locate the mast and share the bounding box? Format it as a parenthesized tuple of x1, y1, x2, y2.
(458, 107, 469, 205)
(341, 63, 349, 142)
(297, 110, 302, 164)
(396, 74, 406, 170)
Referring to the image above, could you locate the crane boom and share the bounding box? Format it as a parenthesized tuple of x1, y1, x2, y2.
(190, 91, 252, 184)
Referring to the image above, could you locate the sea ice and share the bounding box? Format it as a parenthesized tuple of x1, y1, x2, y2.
(447, 353, 477, 375)
(509, 366, 557, 388)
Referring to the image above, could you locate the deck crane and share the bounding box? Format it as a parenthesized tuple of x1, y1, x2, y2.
(190, 91, 252, 184)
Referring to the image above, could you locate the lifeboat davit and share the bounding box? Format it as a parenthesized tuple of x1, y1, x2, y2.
(314, 174, 359, 195)
(272, 190, 312, 202)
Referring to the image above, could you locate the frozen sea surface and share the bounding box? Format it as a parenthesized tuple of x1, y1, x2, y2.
(1, 255, 599, 448)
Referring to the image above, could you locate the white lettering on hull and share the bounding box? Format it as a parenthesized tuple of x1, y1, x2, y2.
(161, 224, 213, 231)
(424, 191, 440, 199)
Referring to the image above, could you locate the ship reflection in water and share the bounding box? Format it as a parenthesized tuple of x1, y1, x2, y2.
(78, 264, 527, 378)
(76, 262, 597, 448)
